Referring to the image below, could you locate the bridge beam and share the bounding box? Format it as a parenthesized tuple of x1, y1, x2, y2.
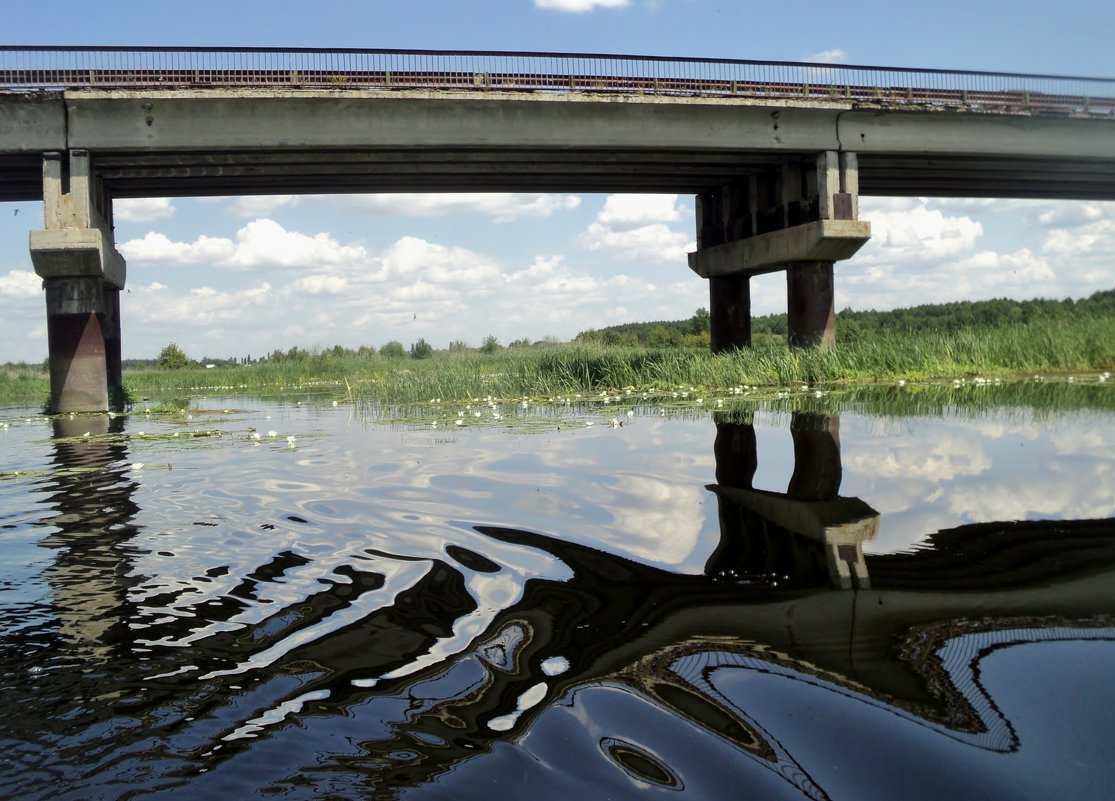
(30, 150, 127, 413)
(690, 151, 869, 350)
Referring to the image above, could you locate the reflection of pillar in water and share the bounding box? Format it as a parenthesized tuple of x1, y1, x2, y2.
(713, 414, 757, 489)
(787, 412, 841, 500)
(707, 412, 878, 590)
(41, 414, 140, 657)
(706, 416, 761, 578)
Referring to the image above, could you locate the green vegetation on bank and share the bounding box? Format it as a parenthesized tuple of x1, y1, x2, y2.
(1, 291, 1113, 407)
(576, 288, 1115, 348)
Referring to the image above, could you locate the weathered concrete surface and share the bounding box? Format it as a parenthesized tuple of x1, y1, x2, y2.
(688, 219, 871, 278)
(30, 228, 127, 288)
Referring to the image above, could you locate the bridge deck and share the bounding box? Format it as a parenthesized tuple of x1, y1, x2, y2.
(2, 48, 1114, 202)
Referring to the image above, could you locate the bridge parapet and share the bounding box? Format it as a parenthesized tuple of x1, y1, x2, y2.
(3, 46, 1114, 116)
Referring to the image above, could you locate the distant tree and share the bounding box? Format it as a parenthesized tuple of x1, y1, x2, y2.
(448, 340, 471, 352)
(508, 338, 532, 349)
(409, 338, 434, 359)
(380, 341, 406, 359)
(157, 342, 192, 370)
(691, 307, 711, 334)
(480, 335, 502, 354)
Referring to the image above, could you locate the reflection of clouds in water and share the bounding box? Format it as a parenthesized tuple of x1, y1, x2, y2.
(578, 472, 707, 568)
(845, 433, 992, 483)
(839, 412, 1115, 552)
(1049, 426, 1109, 458)
(948, 462, 1115, 522)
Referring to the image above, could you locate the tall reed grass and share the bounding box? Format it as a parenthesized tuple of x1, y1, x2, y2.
(2, 315, 1111, 408)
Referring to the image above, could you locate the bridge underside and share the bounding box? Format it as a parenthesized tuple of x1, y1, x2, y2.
(4, 150, 1115, 202)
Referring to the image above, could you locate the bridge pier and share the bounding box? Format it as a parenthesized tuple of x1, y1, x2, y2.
(689, 151, 869, 351)
(30, 151, 127, 413)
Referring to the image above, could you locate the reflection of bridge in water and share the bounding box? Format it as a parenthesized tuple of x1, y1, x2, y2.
(7, 411, 1115, 798)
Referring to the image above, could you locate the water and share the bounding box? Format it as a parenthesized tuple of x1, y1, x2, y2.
(1, 388, 1114, 800)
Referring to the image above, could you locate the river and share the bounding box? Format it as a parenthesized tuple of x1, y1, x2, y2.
(1, 381, 1113, 799)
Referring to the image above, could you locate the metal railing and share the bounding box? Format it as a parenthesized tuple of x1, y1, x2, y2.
(2, 46, 1114, 114)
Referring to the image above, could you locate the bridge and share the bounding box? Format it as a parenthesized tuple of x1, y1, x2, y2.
(3, 47, 1115, 412)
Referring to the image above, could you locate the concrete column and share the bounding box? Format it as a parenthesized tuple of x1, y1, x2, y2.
(786, 260, 835, 348)
(45, 276, 109, 413)
(709, 274, 751, 352)
(101, 285, 123, 406)
(31, 150, 127, 413)
(698, 188, 752, 352)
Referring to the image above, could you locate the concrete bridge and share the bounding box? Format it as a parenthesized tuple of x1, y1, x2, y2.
(2, 47, 1114, 412)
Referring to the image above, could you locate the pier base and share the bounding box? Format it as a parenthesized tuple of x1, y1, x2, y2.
(44, 277, 110, 413)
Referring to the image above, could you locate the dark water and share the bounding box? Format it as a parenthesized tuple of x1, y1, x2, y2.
(1, 387, 1114, 800)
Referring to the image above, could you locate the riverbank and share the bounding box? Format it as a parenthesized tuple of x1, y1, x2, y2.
(2, 314, 1113, 408)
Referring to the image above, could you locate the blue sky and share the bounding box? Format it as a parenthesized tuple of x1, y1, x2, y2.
(1, 0, 1113, 362)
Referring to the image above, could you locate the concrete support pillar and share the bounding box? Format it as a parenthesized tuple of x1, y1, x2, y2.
(30, 150, 127, 413)
(709, 275, 751, 352)
(786, 261, 836, 348)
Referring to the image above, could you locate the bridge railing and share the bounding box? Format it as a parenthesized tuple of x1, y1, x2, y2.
(2, 46, 1113, 114)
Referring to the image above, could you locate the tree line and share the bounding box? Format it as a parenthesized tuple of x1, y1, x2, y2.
(575, 288, 1115, 348)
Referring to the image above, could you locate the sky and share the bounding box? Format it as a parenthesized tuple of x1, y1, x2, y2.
(1, 0, 1113, 363)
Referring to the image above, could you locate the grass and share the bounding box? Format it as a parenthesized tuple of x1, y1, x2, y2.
(1, 315, 1113, 410)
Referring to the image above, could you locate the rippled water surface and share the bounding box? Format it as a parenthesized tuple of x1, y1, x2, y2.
(1, 388, 1114, 800)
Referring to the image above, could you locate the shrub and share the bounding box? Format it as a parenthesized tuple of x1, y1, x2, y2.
(409, 338, 434, 359)
(380, 341, 406, 359)
(157, 342, 192, 370)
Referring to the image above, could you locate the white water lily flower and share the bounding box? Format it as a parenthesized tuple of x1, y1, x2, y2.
(287, 436, 296, 446)
(268, 431, 278, 438)
(130, 463, 144, 471)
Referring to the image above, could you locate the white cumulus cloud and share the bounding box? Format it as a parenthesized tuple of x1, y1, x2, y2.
(805, 49, 848, 64)
(114, 197, 176, 222)
(121, 220, 367, 271)
(119, 232, 235, 264)
(534, 0, 630, 11)
(224, 219, 366, 270)
(0, 269, 41, 300)
(580, 194, 694, 262)
(225, 193, 582, 223)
